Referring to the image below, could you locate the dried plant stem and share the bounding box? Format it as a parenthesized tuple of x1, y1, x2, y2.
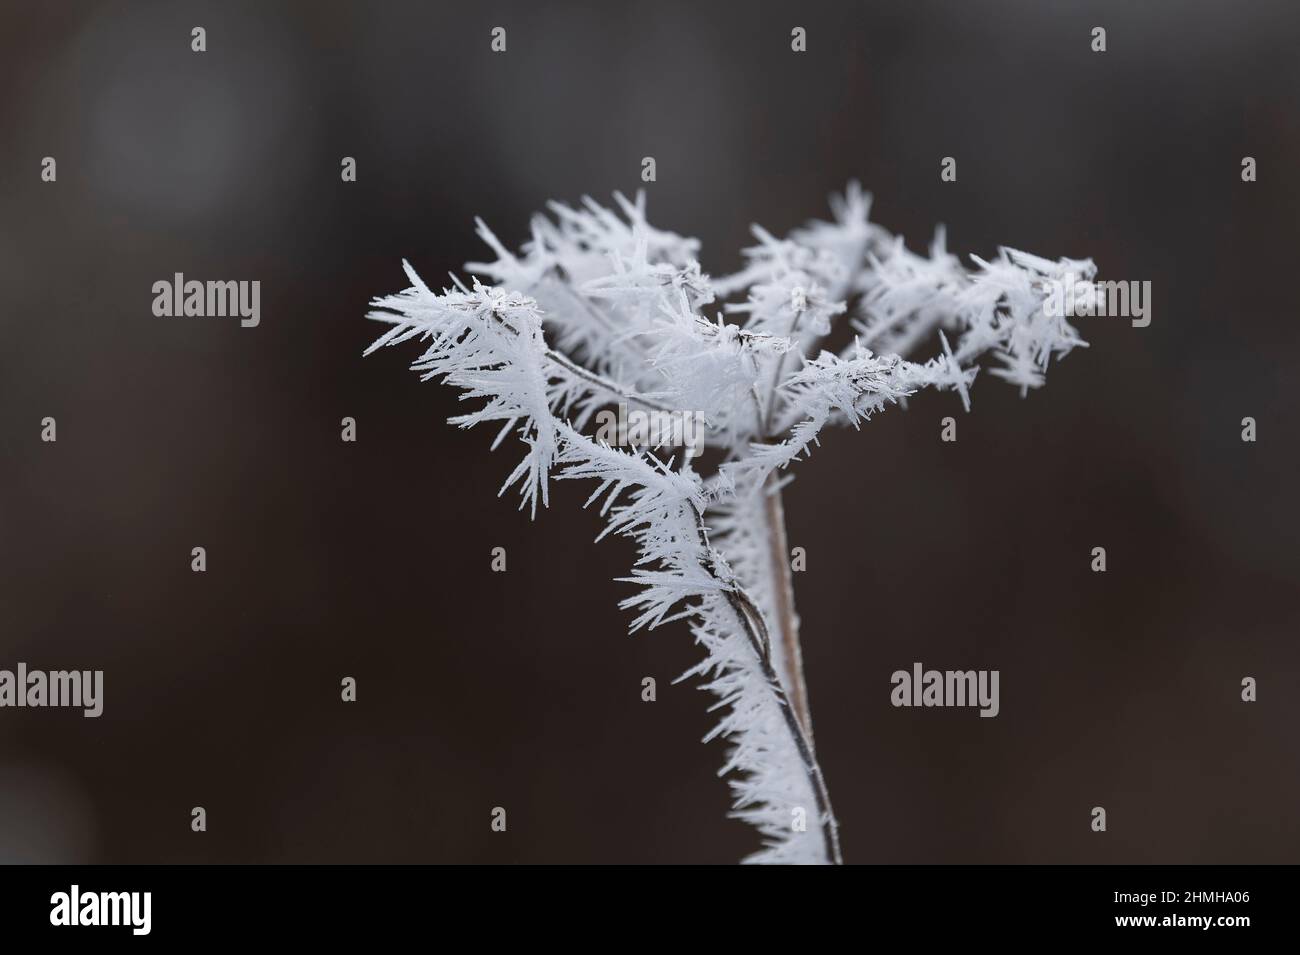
(690, 505, 842, 864)
(761, 476, 813, 740)
(759, 307, 813, 741)
(375, 185, 1089, 864)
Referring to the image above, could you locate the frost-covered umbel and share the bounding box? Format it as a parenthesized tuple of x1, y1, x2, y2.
(366, 185, 1091, 864)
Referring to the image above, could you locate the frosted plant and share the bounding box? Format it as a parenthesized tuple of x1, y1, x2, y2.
(365, 184, 1092, 864)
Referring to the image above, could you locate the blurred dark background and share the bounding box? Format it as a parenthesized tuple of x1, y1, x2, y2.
(1, 0, 1298, 864)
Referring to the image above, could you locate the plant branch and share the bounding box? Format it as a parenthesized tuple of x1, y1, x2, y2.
(474, 303, 680, 417)
(758, 310, 815, 739)
(544, 346, 677, 415)
(689, 504, 841, 864)
(759, 476, 813, 739)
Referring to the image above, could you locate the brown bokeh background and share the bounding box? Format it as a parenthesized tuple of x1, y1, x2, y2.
(1, 0, 1298, 863)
